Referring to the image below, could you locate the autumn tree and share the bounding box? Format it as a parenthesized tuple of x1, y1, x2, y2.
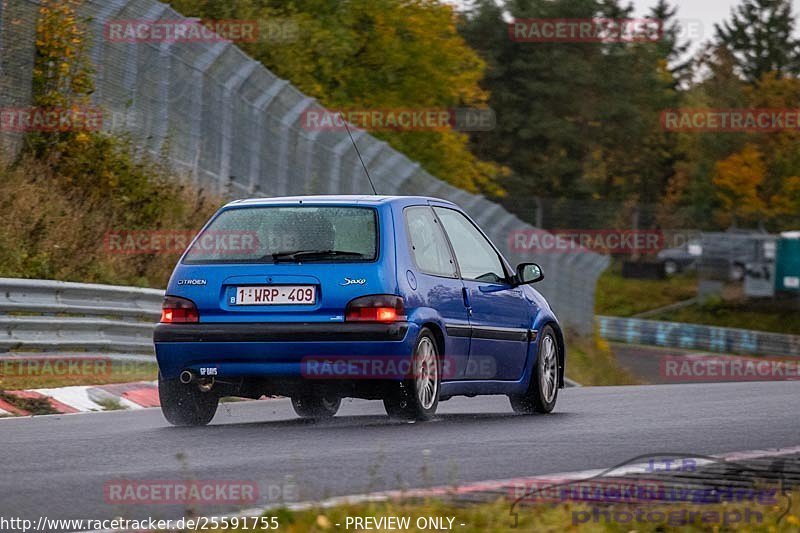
(459, 0, 688, 228)
(167, 0, 504, 195)
(712, 144, 768, 225)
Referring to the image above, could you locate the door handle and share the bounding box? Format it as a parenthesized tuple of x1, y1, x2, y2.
(461, 287, 472, 314)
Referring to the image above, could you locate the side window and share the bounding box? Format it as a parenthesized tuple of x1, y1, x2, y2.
(434, 208, 506, 283)
(405, 207, 456, 277)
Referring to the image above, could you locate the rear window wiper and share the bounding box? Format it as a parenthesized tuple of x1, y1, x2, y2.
(265, 250, 367, 262)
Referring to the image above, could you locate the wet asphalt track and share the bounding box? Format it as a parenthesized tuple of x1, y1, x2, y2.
(1, 381, 798, 525)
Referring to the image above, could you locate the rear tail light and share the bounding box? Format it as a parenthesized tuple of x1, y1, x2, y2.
(160, 295, 199, 323)
(345, 295, 405, 322)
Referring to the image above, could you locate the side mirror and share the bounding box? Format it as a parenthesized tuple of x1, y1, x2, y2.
(516, 263, 544, 285)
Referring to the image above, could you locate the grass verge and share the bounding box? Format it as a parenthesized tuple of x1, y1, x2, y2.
(595, 266, 697, 317)
(0, 391, 59, 415)
(565, 333, 640, 386)
(0, 134, 219, 288)
(649, 295, 800, 335)
(94, 397, 128, 411)
(595, 265, 800, 335)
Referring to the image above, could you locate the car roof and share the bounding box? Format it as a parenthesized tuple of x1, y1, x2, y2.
(224, 195, 457, 208)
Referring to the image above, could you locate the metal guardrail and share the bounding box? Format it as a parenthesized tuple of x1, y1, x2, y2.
(597, 315, 800, 358)
(0, 278, 162, 355)
(0, 279, 587, 385)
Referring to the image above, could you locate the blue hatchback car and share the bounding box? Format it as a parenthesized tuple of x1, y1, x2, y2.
(154, 196, 564, 425)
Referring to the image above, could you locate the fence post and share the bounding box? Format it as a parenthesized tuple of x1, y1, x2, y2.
(85, 0, 130, 104)
(348, 139, 387, 195)
(370, 151, 404, 193)
(299, 108, 324, 194)
(189, 41, 229, 187)
(248, 79, 289, 194)
(328, 129, 366, 194)
(218, 60, 259, 196)
(276, 96, 315, 196)
(393, 161, 421, 195)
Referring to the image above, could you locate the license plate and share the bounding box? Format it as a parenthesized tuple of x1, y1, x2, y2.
(234, 285, 316, 305)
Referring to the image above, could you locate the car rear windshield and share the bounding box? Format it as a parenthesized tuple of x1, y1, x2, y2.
(183, 206, 378, 264)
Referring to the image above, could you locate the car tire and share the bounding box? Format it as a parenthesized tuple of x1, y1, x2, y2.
(291, 393, 341, 419)
(158, 374, 219, 426)
(663, 260, 679, 276)
(509, 325, 559, 414)
(383, 328, 440, 421)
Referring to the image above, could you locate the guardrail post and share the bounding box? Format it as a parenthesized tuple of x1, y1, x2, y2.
(328, 129, 367, 194)
(276, 96, 315, 196)
(219, 60, 259, 196)
(247, 79, 289, 195)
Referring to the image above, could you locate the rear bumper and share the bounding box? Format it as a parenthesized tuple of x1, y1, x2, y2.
(154, 321, 416, 380)
(154, 322, 409, 343)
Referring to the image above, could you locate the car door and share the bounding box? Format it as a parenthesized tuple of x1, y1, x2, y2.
(433, 206, 533, 381)
(403, 206, 471, 380)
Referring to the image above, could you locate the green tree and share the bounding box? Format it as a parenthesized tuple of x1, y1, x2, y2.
(658, 45, 749, 229)
(662, 50, 800, 230)
(461, 0, 605, 209)
(460, 0, 688, 227)
(168, 0, 503, 195)
(715, 0, 800, 83)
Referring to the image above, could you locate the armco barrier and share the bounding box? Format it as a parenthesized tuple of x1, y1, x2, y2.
(0, 278, 584, 385)
(597, 315, 800, 358)
(0, 0, 609, 335)
(0, 278, 162, 355)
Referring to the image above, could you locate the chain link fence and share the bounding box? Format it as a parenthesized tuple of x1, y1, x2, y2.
(0, 0, 610, 335)
(0, 0, 38, 155)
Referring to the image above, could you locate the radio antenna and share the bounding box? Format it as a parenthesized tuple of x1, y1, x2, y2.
(340, 113, 377, 195)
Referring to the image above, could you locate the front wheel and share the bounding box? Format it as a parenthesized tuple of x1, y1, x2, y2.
(291, 393, 341, 419)
(509, 326, 559, 414)
(383, 328, 440, 421)
(159, 374, 219, 426)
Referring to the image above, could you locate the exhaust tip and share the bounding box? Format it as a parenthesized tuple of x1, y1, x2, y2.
(180, 370, 194, 384)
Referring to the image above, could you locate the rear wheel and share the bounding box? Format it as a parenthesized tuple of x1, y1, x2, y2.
(291, 393, 341, 419)
(509, 326, 559, 414)
(159, 374, 219, 426)
(383, 328, 440, 421)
